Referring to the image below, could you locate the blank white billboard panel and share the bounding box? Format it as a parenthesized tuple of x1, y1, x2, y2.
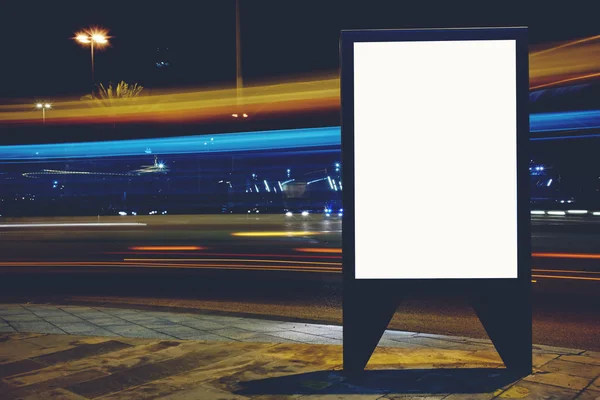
(353, 40, 517, 279)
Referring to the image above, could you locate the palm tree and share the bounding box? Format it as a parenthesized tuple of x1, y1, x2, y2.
(81, 81, 144, 106)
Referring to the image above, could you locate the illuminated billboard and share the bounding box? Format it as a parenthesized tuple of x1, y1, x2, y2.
(342, 30, 529, 280)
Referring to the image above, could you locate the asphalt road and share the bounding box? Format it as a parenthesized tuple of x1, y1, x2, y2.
(0, 214, 599, 351)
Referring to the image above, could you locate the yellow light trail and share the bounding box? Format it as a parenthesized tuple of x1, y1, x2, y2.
(1, 36, 600, 125)
(129, 246, 205, 251)
(295, 248, 342, 254)
(0, 260, 597, 281)
(122, 258, 341, 266)
(230, 231, 319, 237)
(532, 252, 600, 260)
(532, 274, 600, 282)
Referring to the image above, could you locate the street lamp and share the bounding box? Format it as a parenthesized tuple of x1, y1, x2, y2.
(74, 28, 110, 85)
(232, 0, 249, 119)
(35, 103, 51, 124)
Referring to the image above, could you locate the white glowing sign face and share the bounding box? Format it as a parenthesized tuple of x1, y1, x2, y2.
(353, 40, 518, 279)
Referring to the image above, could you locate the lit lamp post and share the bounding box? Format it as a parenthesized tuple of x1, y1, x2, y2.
(36, 103, 51, 124)
(232, 0, 248, 119)
(74, 28, 109, 86)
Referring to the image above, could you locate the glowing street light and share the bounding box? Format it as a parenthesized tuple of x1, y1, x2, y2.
(35, 103, 51, 124)
(74, 27, 110, 85)
(231, 1, 249, 119)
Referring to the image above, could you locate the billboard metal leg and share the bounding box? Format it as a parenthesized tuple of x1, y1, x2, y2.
(343, 282, 401, 377)
(470, 283, 532, 377)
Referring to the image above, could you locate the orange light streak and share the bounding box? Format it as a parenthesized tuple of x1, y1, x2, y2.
(122, 258, 341, 266)
(532, 252, 600, 260)
(295, 248, 342, 254)
(128, 246, 205, 251)
(532, 274, 600, 282)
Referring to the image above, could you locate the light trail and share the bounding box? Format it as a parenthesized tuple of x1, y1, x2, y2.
(0, 223, 147, 228)
(532, 252, 600, 260)
(1, 35, 600, 126)
(295, 248, 342, 254)
(128, 246, 205, 251)
(122, 258, 342, 266)
(532, 274, 600, 282)
(0, 259, 598, 282)
(230, 231, 319, 237)
(533, 269, 600, 275)
(105, 251, 342, 259)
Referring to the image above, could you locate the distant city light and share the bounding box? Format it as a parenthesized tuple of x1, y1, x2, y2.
(118, 211, 127, 216)
(158, 163, 164, 169)
(264, 180, 270, 192)
(285, 211, 293, 217)
(302, 211, 309, 216)
(547, 179, 553, 186)
(531, 210, 545, 215)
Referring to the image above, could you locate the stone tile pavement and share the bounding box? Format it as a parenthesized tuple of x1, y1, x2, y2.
(0, 303, 599, 399)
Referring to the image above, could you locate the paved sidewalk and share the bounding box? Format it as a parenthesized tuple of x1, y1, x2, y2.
(0, 304, 599, 399)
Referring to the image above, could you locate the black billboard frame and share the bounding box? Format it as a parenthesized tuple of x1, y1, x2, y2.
(340, 27, 531, 377)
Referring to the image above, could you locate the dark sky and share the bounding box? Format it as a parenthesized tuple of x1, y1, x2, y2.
(1, 1, 598, 99)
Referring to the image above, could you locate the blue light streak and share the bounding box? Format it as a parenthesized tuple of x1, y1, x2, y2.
(530, 110, 600, 133)
(0, 127, 341, 161)
(2, 108, 600, 161)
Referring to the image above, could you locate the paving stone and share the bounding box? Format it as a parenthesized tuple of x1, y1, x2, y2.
(377, 339, 427, 349)
(523, 371, 591, 391)
(42, 316, 84, 323)
(52, 323, 100, 333)
(3, 314, 42, 322)
(287, 324, 342, 336)
(151, 326, 205, 338)
(391, 336, 464, 349)
(268, 331, 342, 345)
(10, 322, 65, 334)
(102, 326, 175, 339)
(541, 359, 600, 379)
(532, 353, 559, 368)
(443, 392, 502, 399)
(173, 319, 228, 330)
(175, 332, 233, 341)
(316, 330, 343, 340)
(383, 330, 419, 340)
(83, 318, 128, 326)
(576, 389, 600, 400)
(210, 327, 265, 340)
(497, 380, 578, 399)
(533, 344, 585, 356)
(228, 321, 292, 333)
(27, 311, 71, 318)
(18, 387, 89, 399)
(590, 376, 600, 391)
(560, 354, 600, 367)
(241, 333, 298, 344)
(386, 395, 446, 399)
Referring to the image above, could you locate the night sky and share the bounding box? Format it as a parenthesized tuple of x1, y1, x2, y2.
(1, 1, 598, 99)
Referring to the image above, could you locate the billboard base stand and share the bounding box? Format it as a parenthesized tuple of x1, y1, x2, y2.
(340, 27, 530, 379)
